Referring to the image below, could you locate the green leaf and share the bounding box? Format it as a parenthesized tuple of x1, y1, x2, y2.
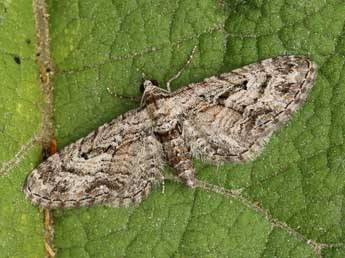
(2, 0, 345, 257)
(0, 0, 45, 257)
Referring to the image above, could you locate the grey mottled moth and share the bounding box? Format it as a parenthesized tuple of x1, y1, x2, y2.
(24, 55, 317, 209)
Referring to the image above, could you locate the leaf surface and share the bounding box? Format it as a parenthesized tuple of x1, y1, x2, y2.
(2, 0, 345, 257)
(0, 0, 45, 257)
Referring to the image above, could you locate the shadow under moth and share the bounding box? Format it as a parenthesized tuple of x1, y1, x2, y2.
(24, 55, 317, 209)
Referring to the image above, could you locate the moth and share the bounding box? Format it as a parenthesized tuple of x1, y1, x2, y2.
(24, 55, 317, 209)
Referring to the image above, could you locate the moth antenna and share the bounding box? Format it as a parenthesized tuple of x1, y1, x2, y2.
(166, 44, 198, 92)
(107, 87, 140, 102)
(162, 180, 165, 194)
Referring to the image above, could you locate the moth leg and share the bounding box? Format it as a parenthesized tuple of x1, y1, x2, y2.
(159, 128, 196, 187)
(165, 45, 198, 92)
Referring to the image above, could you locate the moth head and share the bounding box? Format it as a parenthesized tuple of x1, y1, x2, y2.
(140, 79, 159, 93)
(140, 79, 168, 107)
